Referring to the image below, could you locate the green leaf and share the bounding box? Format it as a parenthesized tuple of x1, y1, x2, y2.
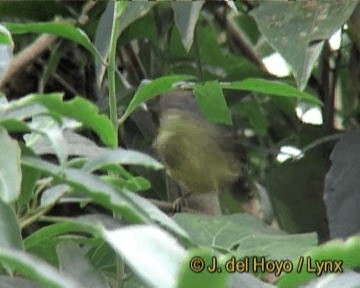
(22, 155, 147, 224)
(114, 0, 128, 20)
(95, 1, 155, 86)
(174, 213, 317, 260)
(172, 1, 204, 52)
(102, 225, 186, 288)
(0, 248, 84, 288)
(27, 115, 68, 166)
(193, 81, 232, 125)
(119, 75, 195, 124)
(57, 242, 108, 288)
(222, 78, 322, 106)
(250, 1, 359, 90)
(278, 234, 360, 288)
(28, 130, 103, 158)
(21, 156, 187, 238)
(40, 184, 70, 207)
(118, 1, 155, 32)
(102, 175, 151, 192)
(0, 103, 48, 122)
(5, 22, 101, 60)
(82, 148, 163, 172)
(24, 222, 92, 251)
(0, 127, 21, 203)
(20, 93, 116, 148)
(18, 146, 41, 209)
(0, 200, 22, 250)
(0, 24, 13, 46)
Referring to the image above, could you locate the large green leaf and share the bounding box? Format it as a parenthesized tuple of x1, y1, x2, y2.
(5, 22, 101, 60)
(0, 200, 22, 250)
(174, 213, 317, 260)
(222, 78, 322, 106)
(172, 1, 204, 52)
(0, 127, 21, 203)
(119, 75, 194, 124)
(193, 81, 232, 125)
(17, 93, 115, 147)
(251, 1, 359, 90)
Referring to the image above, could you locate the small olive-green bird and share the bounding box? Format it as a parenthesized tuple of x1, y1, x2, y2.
(153, 91, 241, 202)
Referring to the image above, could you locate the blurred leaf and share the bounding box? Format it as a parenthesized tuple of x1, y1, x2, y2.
(233, 98, 268, 136)
(0, 127, 21, 203)
(0, 200, 22, 250)
(57, 242, 108, 288)
(265, 152, 329, 239)
(102, 225, 186, 288)
(5, 22, 101, 60)
(251, 1, 358, 90)
(174, 213, 317, 260)
(222, 78, 322, 105)
(119, 75, 194, 124)
(193, 81, 232, 125)
(171, 1, 204, 52)
(0, 248, 84, 288)
(324, 129, 360, 238)
(82, 148, 163, 172)
(278, 234, 360, 288)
